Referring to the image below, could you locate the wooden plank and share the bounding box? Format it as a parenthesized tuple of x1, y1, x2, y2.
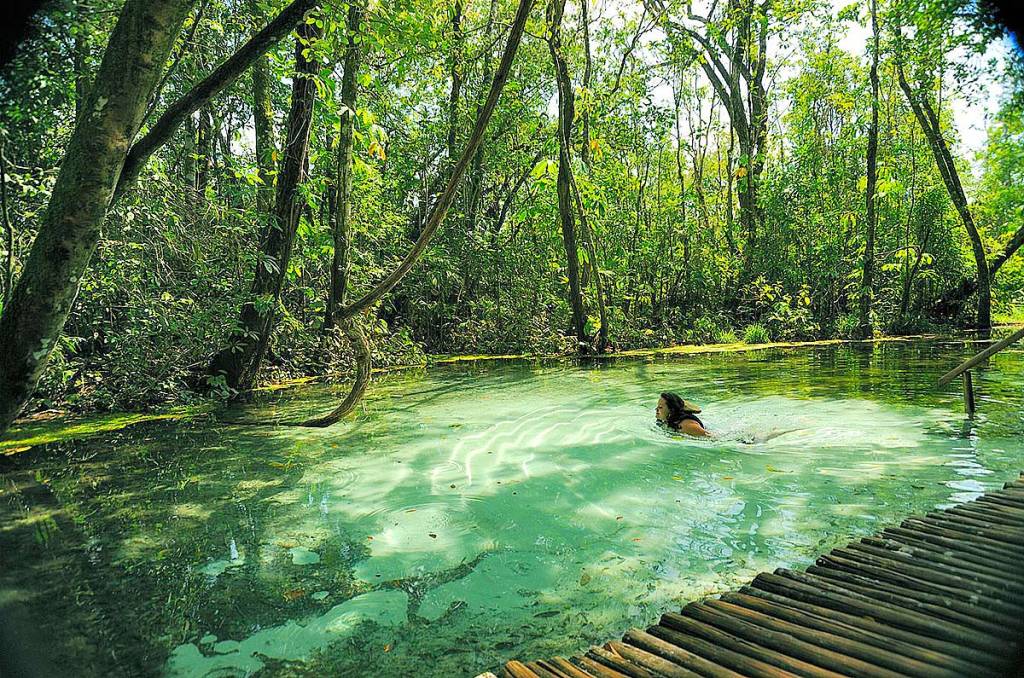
(924, 512, 1024, 547)
(963, 496, 1024, 519)
(736, 584, 1004, 670)
(790, 566, 1016, 639)
(899, 518, 1024, 557)
(949, 503, 1024, 528)
(760, 570, 1006, 654)
(911, 515, 1024, 552)
(823, 546, 1024, 611)
(953, 498, 1024, 521)
(853, 538, 1024, 594)
(721, 590, 976, 676)
(546, 658, 596, 678)
(1000, 489, 1024, 502)
(606, 640, 701, 678)
(677, 602, 905, 678)
(572, 655, 631, 678)
(869, 531, 1020, 576)
(704, 598, 956, 678)
(808, 559, 1021, 631)
(977, 494, 1024, 512)
(931, 505, 1024, 531)
(586, 647, 653, 678)
(883, 526, 1020, 568)
(527, 661, 568, 678)
(506, 661, 544, 678)
(648, 616, 817, 677)
(847, 539, 1024, 602)
(622, 628, 743, 678)
(892, 522, 1019, 565)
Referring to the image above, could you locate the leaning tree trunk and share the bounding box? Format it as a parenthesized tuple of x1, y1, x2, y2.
(446, 0, 464, 166)
(547, 0, 588, 351)
(208, 21, 322, 391)
(466, 0, 498, 233)
(325, 0, 362, 330)
(858, 0, 879, 338)
(299, 0, 535, 427)
(898, 66, 991, 329)
(249, 0, 277, 215)
(0, 0, 193, 433)
(580, 0, 593, 168)
(1, 136, 13, 309)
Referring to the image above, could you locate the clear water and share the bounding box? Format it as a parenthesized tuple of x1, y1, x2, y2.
(2, 338, 1024, 677)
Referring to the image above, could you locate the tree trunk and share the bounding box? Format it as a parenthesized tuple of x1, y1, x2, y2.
(196, 105, 212, 194)
(325, 0, 362, 330)
(0, 0, 193, 433)
(898, 66, 991, 328)
(249, 0, 277, 214)
(548, 0, 587, 350)
(446, 0, 464, 165)
(580, 0, 593, 169)
(1, 137, 13, 308)
(208, 20, 322, 391)
(466, 0, 498, 233)
(858, 0, 879, 338)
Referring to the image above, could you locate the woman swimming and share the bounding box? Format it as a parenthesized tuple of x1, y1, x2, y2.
(657, 392, 801, 443)
(656, 391, 710, 437)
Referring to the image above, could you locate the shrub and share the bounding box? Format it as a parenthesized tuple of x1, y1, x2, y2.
(743, 323, 771, 344)
(714, 329, 739, 344)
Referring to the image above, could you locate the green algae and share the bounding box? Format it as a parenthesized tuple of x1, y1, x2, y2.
(0, 406, 210, 454)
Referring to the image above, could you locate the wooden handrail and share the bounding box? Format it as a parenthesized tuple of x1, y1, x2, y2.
(938, 326, 1024, 386)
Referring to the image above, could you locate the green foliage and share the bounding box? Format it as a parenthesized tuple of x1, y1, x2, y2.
(743, 323, 772, 344)
(0, 0, 1020, 413)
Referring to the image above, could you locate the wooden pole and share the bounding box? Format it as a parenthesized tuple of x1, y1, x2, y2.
(938, 326, 1024, 385)
(963, 370, 975, 417)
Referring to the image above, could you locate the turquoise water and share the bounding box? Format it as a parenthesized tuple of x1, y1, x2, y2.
(1, 338, 1023, 676)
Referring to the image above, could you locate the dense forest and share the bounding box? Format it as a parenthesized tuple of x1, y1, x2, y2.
(0, 0, 1022, 427)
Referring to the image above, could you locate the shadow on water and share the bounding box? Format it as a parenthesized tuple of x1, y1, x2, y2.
(1, 337, 1023, 676)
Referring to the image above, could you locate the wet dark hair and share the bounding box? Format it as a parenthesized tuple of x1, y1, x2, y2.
(659, 391, 688, 429)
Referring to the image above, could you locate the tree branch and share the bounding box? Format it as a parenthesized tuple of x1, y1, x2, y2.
(337, 0, 535, 321)
(114, 0, 319, 201)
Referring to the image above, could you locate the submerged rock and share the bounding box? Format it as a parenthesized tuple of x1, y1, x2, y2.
(165, 590, 408, 677)
(289, 547, 321, 565)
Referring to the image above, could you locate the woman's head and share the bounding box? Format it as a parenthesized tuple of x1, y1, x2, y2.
(656, 391, 700, 428)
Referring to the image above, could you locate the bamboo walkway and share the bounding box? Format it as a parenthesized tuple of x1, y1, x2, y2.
(497, 473, 1024, 678)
